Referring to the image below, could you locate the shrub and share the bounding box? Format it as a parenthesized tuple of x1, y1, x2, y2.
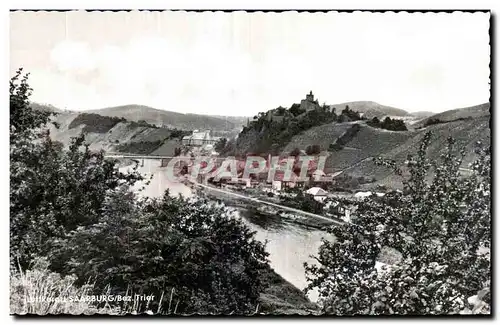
(339, 105, 363, 122)
(279, 190, 324, 214)
(53, 190, 270, 315)
(305, 132, 490, 315)
(368, 116, 408, 131)
(289, 147, 301, 157)
(305, 144, 321, 155)
(424, 118, 444, 127)
(214, 137, 228, 152)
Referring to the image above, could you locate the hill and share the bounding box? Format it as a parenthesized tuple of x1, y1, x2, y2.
(415, 103, 490, 128)
(339, 116, 491, 188)
(411, 111, 435, 119)
(207, 115, 249, 128)
(223, 99, 490, 190)
(30, 102, 66, 114)
(281, 116, 490, 189)
(329, 101, 410, 118)
(85, 105, 241, 132)
(47, 111, 186, 156)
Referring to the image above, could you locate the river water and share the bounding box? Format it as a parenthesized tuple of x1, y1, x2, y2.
(121, 159, 332, 301)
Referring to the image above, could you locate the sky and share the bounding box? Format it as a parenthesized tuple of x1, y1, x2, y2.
(10, 11, 490, 116)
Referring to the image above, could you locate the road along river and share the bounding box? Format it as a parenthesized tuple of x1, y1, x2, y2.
(120, 159, 333, 301)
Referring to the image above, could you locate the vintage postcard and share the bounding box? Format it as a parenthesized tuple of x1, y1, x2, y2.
(9, 10, 491, 316)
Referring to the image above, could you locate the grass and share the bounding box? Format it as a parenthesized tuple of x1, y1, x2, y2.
(10, 258, 109, 315)
(9, 257, 163, 315)
(258, 266, 319, 315)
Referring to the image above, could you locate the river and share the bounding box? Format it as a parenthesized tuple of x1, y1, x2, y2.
(121, 159, 332, 302)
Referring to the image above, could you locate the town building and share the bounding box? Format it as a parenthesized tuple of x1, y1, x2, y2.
(305, 187, 328, 202)
(311, 170, 334, 185)
(181, 130, 220, 147)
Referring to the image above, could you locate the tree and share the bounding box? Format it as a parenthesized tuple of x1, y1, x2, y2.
(10, 70, 276, 315)
(290, 147, 301, 157)
(214, 137, 228, 152)
(10, 70, 145, 267)
(280, 190, 324, 215)
(367, 116, 381, 127)
(289, 103, 304, 116)
(10, 68, 54, 138)
(306, 144, 321, 155)
(305, 132, 490, 315)
(54, 192, 269, 315)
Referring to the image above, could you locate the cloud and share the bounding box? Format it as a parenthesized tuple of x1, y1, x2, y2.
(15, 11, 489, 115)
(50, 41, 95, 73)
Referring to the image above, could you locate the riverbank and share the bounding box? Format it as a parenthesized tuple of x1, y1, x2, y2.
(258, 266, 319, 315)
(197, 184, 338, 230)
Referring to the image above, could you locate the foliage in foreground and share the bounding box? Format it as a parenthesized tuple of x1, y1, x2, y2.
(305, 132, 491, 315)
(52, 190, 269, 314)
(10, 69, 145, 268)
(10, 258, 107, 315)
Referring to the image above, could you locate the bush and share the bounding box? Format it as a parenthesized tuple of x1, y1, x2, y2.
(305, 132, 490, 315)
(424, 118, 444, 127)
(305, 144, 321, 155)
(339, 105, 363, 122)
(10, 70, 146, 268)
(279, 190, 324, 215)
(53, 191, 269, 315)
(214, 137, 228, 152)
(368, 116, 408, 131)
(169, 128, 191, 140)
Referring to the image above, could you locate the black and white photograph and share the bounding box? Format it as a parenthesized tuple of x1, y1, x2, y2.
(8, 9, 491, 317)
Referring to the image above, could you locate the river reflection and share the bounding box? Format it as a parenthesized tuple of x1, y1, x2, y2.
(236, 208, 333, 302)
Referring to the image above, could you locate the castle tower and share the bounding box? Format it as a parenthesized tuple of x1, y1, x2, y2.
(306, 90, 314, 102)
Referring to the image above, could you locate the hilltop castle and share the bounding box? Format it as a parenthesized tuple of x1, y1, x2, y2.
(300, 91, 320, 112)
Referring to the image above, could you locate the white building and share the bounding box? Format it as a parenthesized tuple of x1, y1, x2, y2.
(306, 187, 328, 202)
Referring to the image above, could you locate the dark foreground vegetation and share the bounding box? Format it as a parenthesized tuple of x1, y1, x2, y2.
(305, 132, 491, 315)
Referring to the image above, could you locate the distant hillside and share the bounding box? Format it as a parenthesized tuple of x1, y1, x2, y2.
(226, 104, 367, 155)
(411, 111, 435, 119)
(207, 115, 249, 128)
(222, 98, 490, 190)
(47, 111, 186, 156)
(329, 101, 410, 119)
(336, 116, 491, 189)
(85, 105, 241, 132)
(281, 116, 490, 189)
(415, 103, 490, 128)
(30, 102, 65, 114)
(225, 97, 410, 156)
